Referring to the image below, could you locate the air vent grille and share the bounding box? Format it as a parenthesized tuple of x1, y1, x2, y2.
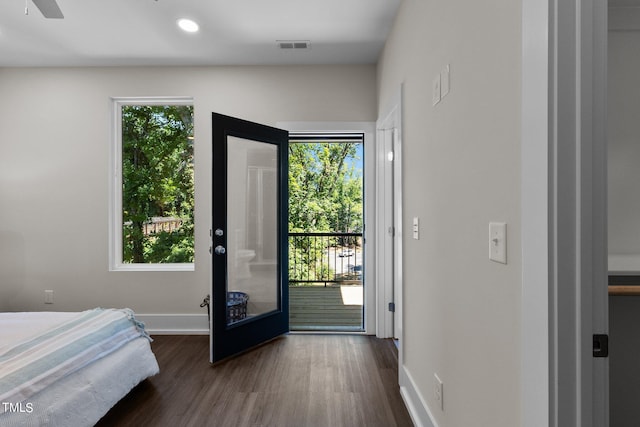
(277, 40, 310, 50)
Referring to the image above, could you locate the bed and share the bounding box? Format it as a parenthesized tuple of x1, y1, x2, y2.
(0, 308, 159, 427)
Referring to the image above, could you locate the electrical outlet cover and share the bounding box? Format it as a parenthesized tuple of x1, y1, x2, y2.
(432, 74, 441, 106)
(441, 64, 450, 97)
(434, 373, 444, 411)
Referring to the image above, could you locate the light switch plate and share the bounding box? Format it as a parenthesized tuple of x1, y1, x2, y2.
(489, 222, 507, 264)
(412, 217, 419, 240)
(441, 64, 450, 97)
(432, 74, 441, 106)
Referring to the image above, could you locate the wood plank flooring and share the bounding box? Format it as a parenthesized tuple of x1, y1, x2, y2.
(289, 286, 363, 330)
(96, 334, 413, 427)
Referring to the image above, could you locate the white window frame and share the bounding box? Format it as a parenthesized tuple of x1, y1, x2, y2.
(109, 96, 195, 272)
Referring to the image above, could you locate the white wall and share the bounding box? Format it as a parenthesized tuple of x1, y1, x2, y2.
(377, 1, 522, 426)
(0, 65, 376, 317)
(608, 30, 640, 273)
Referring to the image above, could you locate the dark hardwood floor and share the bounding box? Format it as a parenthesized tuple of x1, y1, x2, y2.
(96, 334, 413, 427)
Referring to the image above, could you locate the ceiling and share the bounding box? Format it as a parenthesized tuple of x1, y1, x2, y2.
(0, 0, 401, 67)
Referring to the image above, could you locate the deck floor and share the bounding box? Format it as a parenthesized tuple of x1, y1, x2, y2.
(289, 285, 363, 331)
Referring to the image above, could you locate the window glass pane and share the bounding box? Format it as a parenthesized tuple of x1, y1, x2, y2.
(227, 136, 279, 324)
(121, 105, 194, 264)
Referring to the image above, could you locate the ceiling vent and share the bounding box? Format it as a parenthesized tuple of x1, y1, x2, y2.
(277, 40, 310, 50)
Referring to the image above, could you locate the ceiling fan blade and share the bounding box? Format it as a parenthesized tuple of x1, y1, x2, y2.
(32, 0, 64, 19)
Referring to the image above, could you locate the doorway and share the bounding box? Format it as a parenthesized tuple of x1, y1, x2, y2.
(278, 121, 377, 333)
(607, 3, 640, 425)
(287, 133, 365, 331)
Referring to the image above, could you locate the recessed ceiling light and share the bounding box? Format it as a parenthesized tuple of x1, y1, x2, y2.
(177, 18, 199, 33)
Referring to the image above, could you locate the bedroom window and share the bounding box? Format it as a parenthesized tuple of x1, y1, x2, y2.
(110, 97, 195, 271)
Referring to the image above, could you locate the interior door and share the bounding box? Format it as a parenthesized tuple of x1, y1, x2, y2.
(210, 112, 289, 363)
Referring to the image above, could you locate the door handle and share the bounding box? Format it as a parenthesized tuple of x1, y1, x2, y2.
(214, 245, 226, 255)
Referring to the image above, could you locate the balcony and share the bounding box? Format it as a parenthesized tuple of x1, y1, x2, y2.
(288, 232, 363, 331)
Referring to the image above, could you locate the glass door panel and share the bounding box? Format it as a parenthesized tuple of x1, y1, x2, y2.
(226, 136, 278, 325)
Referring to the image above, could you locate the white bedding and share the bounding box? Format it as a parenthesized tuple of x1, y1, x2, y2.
(0, 312, 79, 344)
(0, 310, 159, 427)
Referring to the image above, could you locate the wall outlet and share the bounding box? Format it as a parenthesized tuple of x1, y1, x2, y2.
(434, 373, 444, 411)
(432, 74, 442, 106)
(44, 290, 54, 304)
(441, 64, 450, 98)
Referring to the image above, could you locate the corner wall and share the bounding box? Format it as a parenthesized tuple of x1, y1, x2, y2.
(376, 1, 522, 426)
(0, 65, 376, 321)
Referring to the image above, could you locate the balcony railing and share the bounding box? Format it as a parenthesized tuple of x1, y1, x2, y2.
(288, 232, 363, 287)
(289, 232, 364, 330)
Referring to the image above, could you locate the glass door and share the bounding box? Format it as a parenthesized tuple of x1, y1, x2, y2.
(210, 112, 289, 363)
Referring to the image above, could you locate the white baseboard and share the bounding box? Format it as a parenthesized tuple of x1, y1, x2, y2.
(399, 364, 438, 427)
(136, 313, 209, 335)
(608, 254, 640, 275)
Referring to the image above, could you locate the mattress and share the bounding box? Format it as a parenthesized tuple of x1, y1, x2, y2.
(0, 311, 159, 427)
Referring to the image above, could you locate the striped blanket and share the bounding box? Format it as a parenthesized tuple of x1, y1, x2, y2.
(0, 308, 151, 412)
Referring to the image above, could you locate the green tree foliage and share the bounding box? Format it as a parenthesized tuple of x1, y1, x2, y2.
(289, 142, 362, 233)
(288, 142, 363, 283)
(121, 105, 194, 263)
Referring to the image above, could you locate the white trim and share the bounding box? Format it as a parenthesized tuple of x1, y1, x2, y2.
(375, 125, 394, 339)
(547, 1, 610, 425)
(375, 86, 403, 342)
(609, 254, 640, 275)
(277, 121, 376, 335)
(591, 1, 610, 424)
(399, 365, 437, 427)
(392, 94, 403, 346)
(110, 96, 194, 106)
(111, 263, 194, 272)
(521, 0, 550, 426)
(137, 313, 209, 335)
(109, 96, 195, 272)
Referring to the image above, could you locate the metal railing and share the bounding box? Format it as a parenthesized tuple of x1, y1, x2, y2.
(288, 232, 363, 287)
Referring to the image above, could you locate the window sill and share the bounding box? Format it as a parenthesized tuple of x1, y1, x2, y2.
(110, 263, 195, 272)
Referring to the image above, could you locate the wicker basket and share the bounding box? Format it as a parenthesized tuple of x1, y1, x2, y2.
(227, 291, 249, 323)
